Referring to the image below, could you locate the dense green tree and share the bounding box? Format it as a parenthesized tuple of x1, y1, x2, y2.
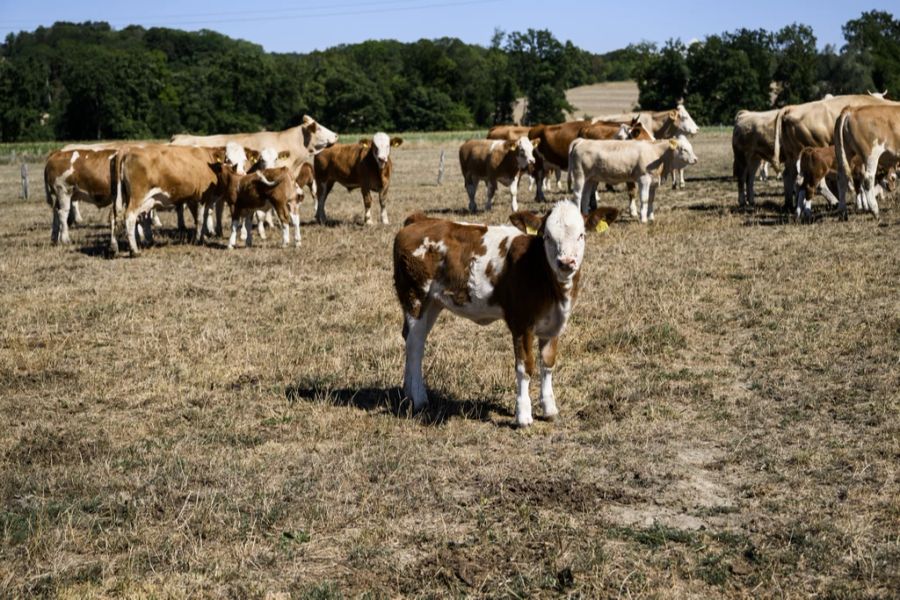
(637, 39, 689, 111)
(773, 24, 818, 106)
(504, 29, 576, 124)
(842, 10, 900, 94)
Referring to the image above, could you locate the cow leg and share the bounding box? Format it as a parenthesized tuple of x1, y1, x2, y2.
(176, 203, 186, 231)
(70, 200, 84, 225)
(141, 212, 155, 247)
(571, 164, 588, 214)
(512, 330, 536, 427)
(486, 181, 499, 212)
(782, 161, 798, 212)
(818, 180, 839, 207)
(290, 202, 302, 247)
(538, 337, 559, 419)
(465, 178, 478, 213)
(108, 207, 119, 256)
(256, 210, 268, 240)
(402, 302, 442, 412)
(746, 158, 761, 207)
(213, 197, 225, 238)
(678, 168, 686, 189)
(151, 209, 163, 228)
(227, 212, 241, 250)
(796, 187, 810, 221)
(244, 214, 254, 248)
(587, 181, 599, 212)
(56, 190, 73, 245)
(648, 181, 658, 222)
(863, 145, 885, 219)
(315, 181, 333, 224)
(638, 176, 652, 223)
(509, 174, 519, 212)
(760, 162, 769, 181)
(360, 189, 374, 225)
(671, 168, 679, 190)
(527, 173, 535, 192)
(378, 188, 389, 225)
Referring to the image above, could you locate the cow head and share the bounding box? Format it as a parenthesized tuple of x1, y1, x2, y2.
(674, 103, 700, 135)
(614, 124, 631, 140)
(301, 115, 339, 153)
(505, 136, 538, 170)
(668, 135, 698, 169)
(361, 132, 403, 170)
(509, 202, 619, 283)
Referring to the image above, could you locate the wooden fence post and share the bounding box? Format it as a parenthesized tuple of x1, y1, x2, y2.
(20, 163, 29, 200)
(436, 150, 445, 185)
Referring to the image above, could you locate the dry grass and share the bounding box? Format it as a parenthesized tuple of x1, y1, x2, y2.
(1, 129, 899, 598)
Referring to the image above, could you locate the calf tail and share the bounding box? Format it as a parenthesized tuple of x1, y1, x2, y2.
(43, 164, 54, 208)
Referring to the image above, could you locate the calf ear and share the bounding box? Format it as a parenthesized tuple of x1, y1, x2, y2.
(505, 140, 517, 153)
(509, 210, 544, 235)
(529, 137, 540, 149)
(359, 138, 371, 149)
(277, 150, 291, 160)
(245, 148, 260, 163)
(584, 206, 619, 233)
(390, 137, 404, 147)
(668, 138, 678, 149)
(669, 110, 678, 119)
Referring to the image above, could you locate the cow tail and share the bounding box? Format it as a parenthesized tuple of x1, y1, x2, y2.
(112, 150, 126, 215)
(835, 110, 853, 193)
(43, 163, 54, 208)
(772, 108, 783, 168)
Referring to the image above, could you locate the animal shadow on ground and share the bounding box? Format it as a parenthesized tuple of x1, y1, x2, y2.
(427, 206, 482, 217)
(284, 381, 514, 426)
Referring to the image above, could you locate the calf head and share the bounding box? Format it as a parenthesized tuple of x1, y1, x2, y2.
(225, 142, 249, 174)
(301, 115, 339, 153)
(881, 164, 897, 192)
(509, 202, 619, 283)
(506, 136, 539, 170)
(629, 122, 654, 140)
(668, 135, 699, 169)
(361, 133, 404, 170)
(251, 148, 292, 172)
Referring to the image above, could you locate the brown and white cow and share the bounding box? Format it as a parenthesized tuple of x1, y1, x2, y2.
(835, 104, 900, 219)
(114, 144, 246, 256)
(774, 94, 896, 210)
(44, 148, 118, 248)
(526, 120, 591, 201)
(216, 165, 304, 249)
(732, 108, 782, 207)
(393, 201, 619, 426)
(487, 125, 556, 191)
(458, 137, 538, 212)
(569, 136, 698, 221)
(313, 132, 402, 225)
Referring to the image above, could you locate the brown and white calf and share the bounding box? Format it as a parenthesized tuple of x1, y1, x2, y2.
(44, 148, 118, 247)
(569, 136, 698, 221)
(458, 137, 538, 212)
(798, 145, 897, 218)
(835, 104, 900, 219)
(313, 132, 402, 225)
(393, 201, 618, 427)
(217, 165, 303, 249)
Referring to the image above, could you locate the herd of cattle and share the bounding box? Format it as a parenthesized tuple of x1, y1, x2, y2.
(37, 93, 900, 425)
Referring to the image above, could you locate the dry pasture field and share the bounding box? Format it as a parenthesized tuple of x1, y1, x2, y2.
(1, 130, 898, 598)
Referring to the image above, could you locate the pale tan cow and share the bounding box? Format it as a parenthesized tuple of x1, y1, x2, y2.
(568, 136, 698, 222)
(835, 104, 900, 219)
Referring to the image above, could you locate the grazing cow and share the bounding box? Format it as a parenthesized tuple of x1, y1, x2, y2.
(114, 143, 247, 256)
(732, 108, 782, 207)
(44, 148, 118, 248)
(569, 136, 698, 222)
(774, 94, 896, 210)
(595, 103, 700, 188)
(393, 201, 619, 426)
(834, 104, 900, 219)
(216, 165, 304, 249)
(458, 137, 538, 212)
(171, 116, 337, 235)
(313, 132, 403, 225)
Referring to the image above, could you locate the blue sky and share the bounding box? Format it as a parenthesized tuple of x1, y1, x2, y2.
(0, 1, 895, 53)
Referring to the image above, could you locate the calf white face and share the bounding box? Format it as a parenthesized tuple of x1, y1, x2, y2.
(515, 137, 537, 170)
(225, 142, 248, 174)
(671, 135, 699, 168)
(372, 132, 391, 169)
(543, 201, 586, 282)
(677, 103, 700, 135)
(259, 148, 279, 169)
(614, 124, 630, 140)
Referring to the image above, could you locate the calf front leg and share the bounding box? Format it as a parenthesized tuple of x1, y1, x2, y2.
(509, 174, 519, 212)
(378, 187, 390, 224)
(512, 330, 536, 427)
(70, 200, 84, 225)
(538, 337, 559, 419)
(361, 189, 374, 225)
(402, 302, 442, 412)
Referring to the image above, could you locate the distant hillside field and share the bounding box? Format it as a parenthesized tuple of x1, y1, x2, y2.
(512, 80, 640, 123)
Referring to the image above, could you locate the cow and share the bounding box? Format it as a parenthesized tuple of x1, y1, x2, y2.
(312, 132, 403, 225)
(527, 120, 593, 201)
(171, 115, 337, 235)
(594, 103, 700, 188)
(44, 148, 118, 249)
(569, 136, 699, 222)
(458, 137, 538, 212)
(488, 125, 564, 192)
(774, 94, 896, 210)
(834, 104, 900, 219)
(240, 148, 315, 240)
(732, 108, 782, 207)
(113, 143, 247, 256)
(393, 201, 619, 427)
(215, 165, 304, 250)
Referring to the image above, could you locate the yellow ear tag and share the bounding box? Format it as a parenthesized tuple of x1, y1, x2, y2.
(595, 220, 609, 234)
(526, 225, 538, 236)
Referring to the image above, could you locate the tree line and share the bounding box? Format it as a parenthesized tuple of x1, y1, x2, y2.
(0, 10, 896, 142)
